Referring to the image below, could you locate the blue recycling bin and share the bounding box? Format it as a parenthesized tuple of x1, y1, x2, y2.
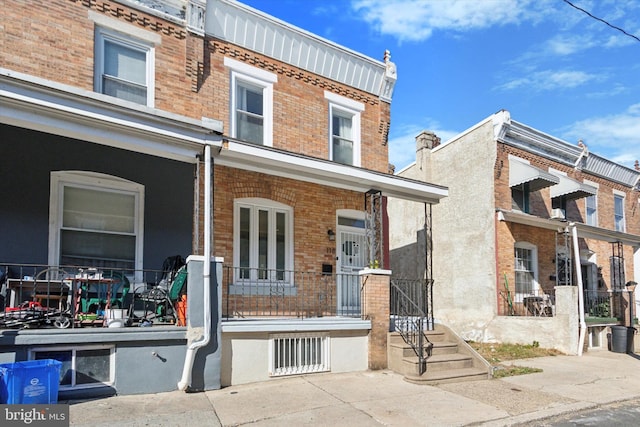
(0, 359, 62, 404)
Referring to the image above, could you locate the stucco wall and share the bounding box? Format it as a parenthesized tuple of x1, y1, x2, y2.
(389, 121, 499, 339)
(220, 325, 369, 386)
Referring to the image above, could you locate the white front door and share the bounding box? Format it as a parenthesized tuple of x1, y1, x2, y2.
(337, 217, 366, 313)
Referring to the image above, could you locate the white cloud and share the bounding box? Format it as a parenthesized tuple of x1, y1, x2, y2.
(559, 104, 640, 167)
(350, 0, 550, 42)
(497, 69, 599, 92)
(388, 120, 459, 171)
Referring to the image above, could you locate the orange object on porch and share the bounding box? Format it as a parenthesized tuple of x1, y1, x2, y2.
(176, 294, 187, 326)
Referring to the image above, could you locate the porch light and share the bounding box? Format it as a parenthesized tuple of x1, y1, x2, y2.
(327, 229, 335, 241)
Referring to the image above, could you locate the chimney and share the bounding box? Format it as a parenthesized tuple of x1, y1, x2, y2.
(635, 160, 639, 171)
(416, 130, 440, 151)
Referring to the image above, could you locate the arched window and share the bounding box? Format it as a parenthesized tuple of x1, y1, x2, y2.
(233, 198, 293, 283)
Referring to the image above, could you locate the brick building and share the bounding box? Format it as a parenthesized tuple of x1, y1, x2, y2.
(0, 0, 447, 396)
(388, 110, 640, 355)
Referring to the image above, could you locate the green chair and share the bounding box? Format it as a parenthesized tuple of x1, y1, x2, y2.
(131, 266, 187, 324)
(82, 271, 130, 313)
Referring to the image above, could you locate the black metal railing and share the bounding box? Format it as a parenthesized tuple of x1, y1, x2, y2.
(499, 288, 556, 317)
(222, 266, 361, 319)
(583, 289, 630, 322)
(0, 263, 170, 329)
(390, 278, 433, 375)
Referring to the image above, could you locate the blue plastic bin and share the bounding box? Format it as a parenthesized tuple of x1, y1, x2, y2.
(0, 359, 62, 404)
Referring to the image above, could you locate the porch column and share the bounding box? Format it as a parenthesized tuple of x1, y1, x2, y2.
(361, 268, 391, 370)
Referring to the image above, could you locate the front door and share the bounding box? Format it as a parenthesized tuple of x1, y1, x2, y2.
(337, 216, 366, 314)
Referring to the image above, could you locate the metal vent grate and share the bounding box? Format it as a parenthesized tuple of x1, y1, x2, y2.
(269, 333, 330, 376)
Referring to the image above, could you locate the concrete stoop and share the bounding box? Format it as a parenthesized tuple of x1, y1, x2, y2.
(388, 324, 492, 385)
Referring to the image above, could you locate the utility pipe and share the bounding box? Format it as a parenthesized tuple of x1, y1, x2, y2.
(178, 144, 212, 391)
(570, 223, 586, 356)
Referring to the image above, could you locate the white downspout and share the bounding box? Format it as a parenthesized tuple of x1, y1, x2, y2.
(178, 145, 212, 391)
(570, 223, 587, 356)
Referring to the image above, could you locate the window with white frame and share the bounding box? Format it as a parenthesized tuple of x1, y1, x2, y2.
(234, 198, 292, 283)
(225, 57, 276, 146)
(614, 192, 625, 232)
(95, 26, 155, 106)
(325, 91, 363, 167)
(585, 194, 597, 226)
(49, 171, 144, 273)
(30, 345, 115, 390)
(514, 242, 538, 299)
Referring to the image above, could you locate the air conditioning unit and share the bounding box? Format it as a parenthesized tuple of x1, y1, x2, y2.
(551, 208, 566, 220)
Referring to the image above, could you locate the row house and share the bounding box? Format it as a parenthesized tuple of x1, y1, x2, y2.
(389, 110, 640, 355)
(0, 0, 447, 397)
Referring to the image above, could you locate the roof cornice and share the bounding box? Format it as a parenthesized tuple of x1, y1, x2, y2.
(207, 0, 395, 100)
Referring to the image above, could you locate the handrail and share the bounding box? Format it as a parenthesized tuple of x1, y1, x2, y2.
(390, 280, 432, 375)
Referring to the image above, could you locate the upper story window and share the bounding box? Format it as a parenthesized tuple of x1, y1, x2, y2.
(48, 171, 144, 274)
(585, 194, 597, 226)
(94, 27, 155, 107)
(325, 91, 364, 167)
(614, 192, 625, 232)
(225, 57, 277, 147)
(511, 183, 530, 213)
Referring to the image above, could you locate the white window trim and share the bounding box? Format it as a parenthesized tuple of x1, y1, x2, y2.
(225, 57, 276, 147)
(232, 198, 293, 284)
(613, 190, 626, 232)
(514, 241, 539, 300)
(29, 344, 115, 390)
(325, 91, 363, 167)
(94, 26, 156, 107)
(48, 171, 145, 277)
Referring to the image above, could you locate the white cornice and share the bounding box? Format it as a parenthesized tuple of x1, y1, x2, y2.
(207, 0, 394, 99)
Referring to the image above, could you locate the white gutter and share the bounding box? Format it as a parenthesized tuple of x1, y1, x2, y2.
(570, 223, 587, 356)
(178, 144, 212, 391)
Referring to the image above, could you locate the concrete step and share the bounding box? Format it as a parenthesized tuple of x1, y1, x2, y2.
(404, 367, 489, 385)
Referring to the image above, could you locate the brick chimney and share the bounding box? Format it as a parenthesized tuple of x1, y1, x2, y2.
(415, 131, 440, 181)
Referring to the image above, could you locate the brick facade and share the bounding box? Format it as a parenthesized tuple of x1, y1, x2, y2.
(1, 0, 390, 174)
(494, 142, 638, 311)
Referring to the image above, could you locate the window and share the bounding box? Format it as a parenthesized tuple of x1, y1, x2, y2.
(225, 57, 276, 146)
(270, 333, 330, 376)
(29, 345, 114, 390)
(511, 183, 530, 213)
(585, 194, 597, 226)
(325, 91, 364, 166)
(49, 172, 144, 273)
(614, 193, 625, 232)
(95, 27, 154, 106)
(234, 198, 292, 283)
(514, 242, 538, 298)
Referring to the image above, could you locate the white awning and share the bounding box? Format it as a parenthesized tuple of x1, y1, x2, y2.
(509, 159, 559, 191)
(550, 174, 598, 201)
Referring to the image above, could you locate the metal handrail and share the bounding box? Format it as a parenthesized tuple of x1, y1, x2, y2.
(390, 280, 432, 375)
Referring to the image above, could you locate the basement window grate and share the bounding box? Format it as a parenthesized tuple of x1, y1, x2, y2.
(269, 333, 330, 376)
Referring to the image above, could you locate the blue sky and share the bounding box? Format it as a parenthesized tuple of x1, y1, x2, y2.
(239, 0, 640, 171)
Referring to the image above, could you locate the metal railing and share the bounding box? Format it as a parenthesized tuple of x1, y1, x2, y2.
(0, 263, 169, 329)
(583, 289, 630, 322)
(390, 278, 433, 375)
(222, 266, 361, 319)
(499, 289, 556, 317)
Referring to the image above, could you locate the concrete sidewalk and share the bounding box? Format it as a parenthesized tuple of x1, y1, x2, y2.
(67, 350, 640, 426)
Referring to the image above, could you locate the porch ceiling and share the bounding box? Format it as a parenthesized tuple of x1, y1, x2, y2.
(497, 209, 640, 247)
(215, 139, 449, 203)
